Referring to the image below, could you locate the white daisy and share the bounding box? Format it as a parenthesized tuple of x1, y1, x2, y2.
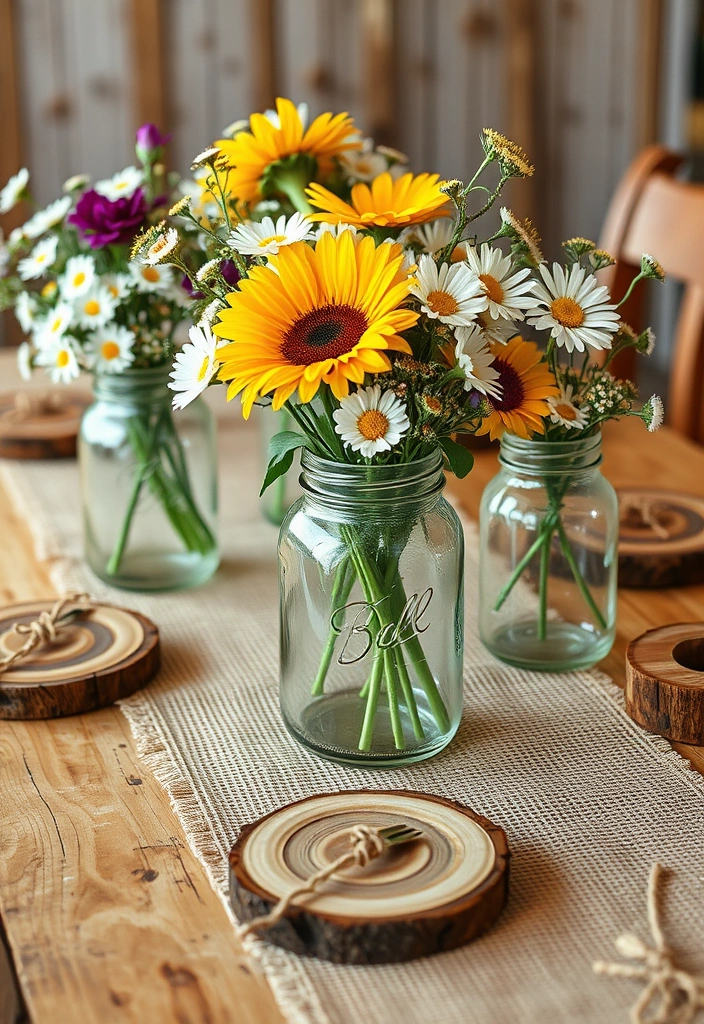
(191, 147, 220, 169)
(314, 222, 359, 241)
(63, 173, 90, 193)
(142, 227, 179, 266)
(230, 213, 313, 257)
(14, 291, 38, 333)
(528, 262, 621, 353)
(74, 285, 118, 329)
(168, 323, 223, 410)
(406, 218, 456, 255)
(475, 309, 518, 346)
(104, 273, 131, 301)
(196, 258, 221, 283)
(128, 261, 174, 293)
(546, 384, 589, 430)
(35, 301, 74, 349)
(84, 324, 135, 374)
(94, 166, 144, 201)
(454, 325, 502, 399)
(22, 196, 72, 238)
(60, 254, 96, 299)
(35, 337, 80, 384)
(643, 395, 664, 432)
(0, 168, 29, 213)
(17, 341, 33, 381)
(17, 236, 58, 280)
(410, 253, 488, 326)
(333, 385, 410, 459)
(198, 298, 223, 327)
(338, 138, 387, 182)
(464, 243, 539, 322)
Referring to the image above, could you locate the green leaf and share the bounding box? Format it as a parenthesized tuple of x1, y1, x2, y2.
(439, 436, 475, 479)
(260, 431, 305, 496)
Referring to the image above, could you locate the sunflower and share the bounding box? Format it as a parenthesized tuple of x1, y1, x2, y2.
(215, 97, 360, 206)
(306, 172, 449, 229)
(476, 337, 558, 440)
(213, 232, 417, 416)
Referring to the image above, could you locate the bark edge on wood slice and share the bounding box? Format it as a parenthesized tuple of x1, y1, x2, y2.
(616, 489, 704, 588)
(0, 601, 159, 719)
(229, 790, 509, 964)
(626, 622, 704, 744)
(0, 388, 90, 459)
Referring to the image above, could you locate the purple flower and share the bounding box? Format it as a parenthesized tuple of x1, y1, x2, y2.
(136, 123, 170, 161)
(220, 259, 240, 287)
(68, 188, 148, 249)
(181, 274, 204, 300)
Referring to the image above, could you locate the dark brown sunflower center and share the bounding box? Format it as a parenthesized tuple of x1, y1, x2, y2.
(280, 304, 368, 365)
(491, 358, 525, 411)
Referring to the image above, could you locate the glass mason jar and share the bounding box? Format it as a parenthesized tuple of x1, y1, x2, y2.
(479, 432, 618, 671)
(279, 449, 465, 768)
(79, 367, 219, 591)
(257, 406, 301, 526)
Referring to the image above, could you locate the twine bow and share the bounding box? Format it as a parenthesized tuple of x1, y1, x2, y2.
(238, 823, 420, 939)
(594, 863, 704, 1024)
(0, 593, 94, 675)
(619, 496, 672, 541)
(1, 391, 66, 425)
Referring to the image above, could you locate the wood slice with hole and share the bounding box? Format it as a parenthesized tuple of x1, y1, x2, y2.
(0, 388, 90, 459)
(0, 600, 159, 719)
(616, 489, 704, 588)
(626, 622, 704, 744)
(229, 790, 509, 964)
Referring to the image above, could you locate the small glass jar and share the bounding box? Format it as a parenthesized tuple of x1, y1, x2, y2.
(79, 367, 219, 591)
(257, 406, 302, 526)
(278, 449, 464, 768)
(479, 432, 618, 671)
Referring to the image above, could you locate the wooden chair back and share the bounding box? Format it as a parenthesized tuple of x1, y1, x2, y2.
(598, 145, 704, 442)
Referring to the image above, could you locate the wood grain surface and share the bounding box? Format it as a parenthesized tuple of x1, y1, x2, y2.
(2, 344, 704, 1021)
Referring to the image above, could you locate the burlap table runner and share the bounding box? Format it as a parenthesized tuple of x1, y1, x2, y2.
(4, 414, 704, 1024)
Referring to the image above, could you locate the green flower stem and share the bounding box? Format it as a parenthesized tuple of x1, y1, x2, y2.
(555, 519, 608, 630)
(106, 465, 147, 576)
(493, 515, 557, 612)
(537, 525, 553, 641)
(358, 648, 384, 752)
(270, 169, 315, 215)
(383, 649, 405, 750)
(310, 556, 354, 696)
(393, 646, 425, 740)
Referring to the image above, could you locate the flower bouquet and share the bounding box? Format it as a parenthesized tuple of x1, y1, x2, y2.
(0, 125, 218, 589)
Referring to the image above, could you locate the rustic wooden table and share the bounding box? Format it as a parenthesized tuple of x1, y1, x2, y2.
(1, 352, 703, 1024)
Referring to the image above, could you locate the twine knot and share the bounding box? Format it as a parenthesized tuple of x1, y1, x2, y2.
(348, 824, 385, 867)
(620, 496, 672, 540)
(594, 863, 704, 1024)
(0, 594, 93, 675)
(1, 391, 66, 425)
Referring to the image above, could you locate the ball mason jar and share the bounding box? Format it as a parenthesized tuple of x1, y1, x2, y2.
(79, 366, 219, 591)
(279, 449, 465, 768)
(479, 432, 618, 672)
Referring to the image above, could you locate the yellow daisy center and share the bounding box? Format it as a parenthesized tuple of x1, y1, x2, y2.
(36, 254, 47, 264)
(101, 341, 120, 360)
(426, 290, 459, 317)
(197, 355, 211, 381)
(142, 267, 160, 283)
(259, 234, 287, 247)
(56, 350, 70, 368)
(41, 282, 57, 298)
(554, 403, 578, 421)
(357, 409, 389, 441)
(84, 299, 101, 316)
(281, 304, 368, 366)
(479, 273, 505, 305)
(108, 284, 119, 297)
(450, 246, 466, 263)
(551, 296, 584, 328)
(73, 271, 86, 287)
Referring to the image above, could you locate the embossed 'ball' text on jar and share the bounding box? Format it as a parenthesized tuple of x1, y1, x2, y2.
(278, 449, 465, 768)
(479, 432, 618, 672)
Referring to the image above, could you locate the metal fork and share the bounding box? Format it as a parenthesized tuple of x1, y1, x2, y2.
(377, 823, 424, 847)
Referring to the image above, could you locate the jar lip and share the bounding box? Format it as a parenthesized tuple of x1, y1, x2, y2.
(499, 430, 602, 472)
(301, 447, 443, 479)
(93, 364, 172, 399)
(300, 447, 446, 503)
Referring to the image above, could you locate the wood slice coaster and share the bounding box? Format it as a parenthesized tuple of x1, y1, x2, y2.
(626, 623, 704, 745)
(0, 600, 159, 719)
(229, 790, 509, 964)
(0, 388, 90, 459)
(616, 489, 704, 588)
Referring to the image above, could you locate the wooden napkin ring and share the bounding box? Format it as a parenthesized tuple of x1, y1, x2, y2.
(626, 623, 704, 744)
(229, 790, 510, 965)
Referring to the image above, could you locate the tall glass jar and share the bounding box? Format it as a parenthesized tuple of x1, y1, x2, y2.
(479, 433, 618, 671)
(279, 449, 464, 768)
(79, 367, 219, 591)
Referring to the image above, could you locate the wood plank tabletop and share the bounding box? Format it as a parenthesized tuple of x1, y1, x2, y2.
(1, 349, 704, 1023)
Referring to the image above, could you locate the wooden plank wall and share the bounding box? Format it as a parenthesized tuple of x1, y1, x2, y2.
(4, 0, 655, 263)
